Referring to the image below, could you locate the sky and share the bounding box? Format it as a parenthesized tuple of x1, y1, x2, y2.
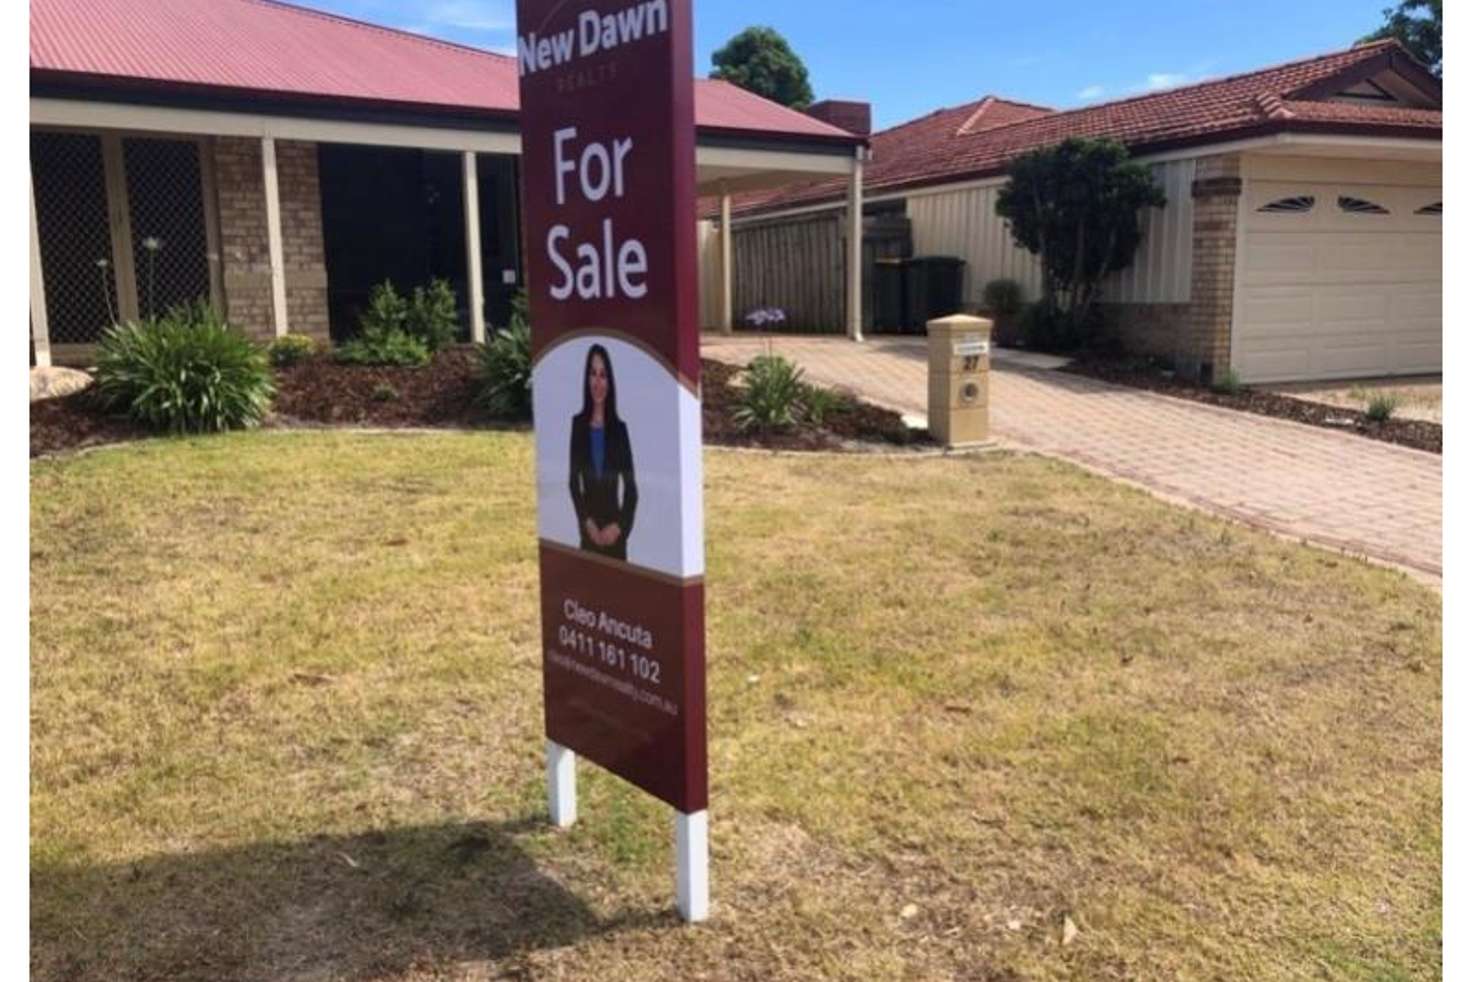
(298, 0, 1395, 130)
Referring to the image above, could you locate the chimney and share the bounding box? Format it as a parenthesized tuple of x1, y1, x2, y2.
(805, 99, 872, 137)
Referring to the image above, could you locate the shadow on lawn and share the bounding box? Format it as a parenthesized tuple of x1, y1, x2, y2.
(32, 816, 667, 980)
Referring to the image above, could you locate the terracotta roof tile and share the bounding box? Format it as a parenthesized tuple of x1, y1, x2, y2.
(721, 39, 1440, 218)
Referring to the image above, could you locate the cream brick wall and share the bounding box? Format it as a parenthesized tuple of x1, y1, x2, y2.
(212, 137, 328, 341)
(1183, 153, 1242, 383)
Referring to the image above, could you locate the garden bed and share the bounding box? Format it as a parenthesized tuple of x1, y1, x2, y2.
(1065, 357, 1442, 455)
(30, 350, 927, 457)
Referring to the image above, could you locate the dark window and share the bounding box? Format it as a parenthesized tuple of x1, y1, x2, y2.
(1257, 195, 1315, 214)
(1338, 195, 1389, 215)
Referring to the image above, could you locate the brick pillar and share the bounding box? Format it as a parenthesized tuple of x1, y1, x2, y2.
(213, 137, 328, 342)
(1183, 154, 1241, 384)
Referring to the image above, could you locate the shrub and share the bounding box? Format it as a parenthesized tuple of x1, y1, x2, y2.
(334, 327, 431, 367)
(800, 383, 854, 427)
(370, 382, 400, 403)
(734, 354, 806, 432)
(405, 278, 460, 352)
(1366, 392, 1400, 422)
(92, 301, 275, 433)
(982, 278, 1025, 317)
(1019, 302, 1080, 352)
(996, 137, 1166, 342)
(360, 280, 410, 337)
(1212, 368, 1244, 395)
(267, 333, 319, 367)
(477, 292, 533, 419)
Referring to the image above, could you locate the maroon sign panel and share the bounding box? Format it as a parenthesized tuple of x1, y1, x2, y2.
(517, 0, 706, 814)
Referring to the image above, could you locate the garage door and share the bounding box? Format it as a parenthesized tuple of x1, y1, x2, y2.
(1234, 180, 1441, 383)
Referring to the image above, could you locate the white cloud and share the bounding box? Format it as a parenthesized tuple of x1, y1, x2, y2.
(1143, 72, 1189, 91)
(1076, 84, 1106, 101)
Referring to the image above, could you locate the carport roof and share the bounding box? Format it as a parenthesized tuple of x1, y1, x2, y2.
(29, 0, 864, 149)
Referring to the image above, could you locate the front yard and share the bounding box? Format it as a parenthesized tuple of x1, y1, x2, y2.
(30, 433, 1441, 980)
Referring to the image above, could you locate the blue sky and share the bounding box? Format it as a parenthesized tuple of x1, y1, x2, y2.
(300, 0, 1394, 129)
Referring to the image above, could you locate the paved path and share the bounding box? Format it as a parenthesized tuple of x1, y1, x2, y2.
(703, 335, 1442, 577)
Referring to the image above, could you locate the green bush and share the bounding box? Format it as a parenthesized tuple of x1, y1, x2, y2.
(800, 382, 854, 427)
(982, 278, 1025, 317)
(267, 333, 319, 367)
(359, 278, 460, 352)
(406, 278, 460, 352)
(334, 327, 431, 367)
(360, 280, 410, 336)
(1366, 392, 1400, 422)
(477, 292, 533, 419)
(734, 354, 806, 432)
(93, 301, 275, 433)
(1212, 368, 1244, 395)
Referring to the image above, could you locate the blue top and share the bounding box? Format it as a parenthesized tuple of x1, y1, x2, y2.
(591, 425, 606, 478)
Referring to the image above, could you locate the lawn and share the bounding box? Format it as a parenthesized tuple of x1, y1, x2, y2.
(30, 432, 1441, 980)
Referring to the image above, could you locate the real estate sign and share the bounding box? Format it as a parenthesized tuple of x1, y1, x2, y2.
(515, 0, 707, 821)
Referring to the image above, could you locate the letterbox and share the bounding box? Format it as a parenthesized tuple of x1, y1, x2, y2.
(925, 314, 992, 448)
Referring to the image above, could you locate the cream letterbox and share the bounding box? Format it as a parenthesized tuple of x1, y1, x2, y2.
(925, 314, 992, 448)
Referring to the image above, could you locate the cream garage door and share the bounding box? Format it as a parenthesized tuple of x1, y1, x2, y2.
(1234, 180, 1442, 383)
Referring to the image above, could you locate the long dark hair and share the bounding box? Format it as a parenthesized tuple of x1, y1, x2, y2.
(578, 343, 620, 424)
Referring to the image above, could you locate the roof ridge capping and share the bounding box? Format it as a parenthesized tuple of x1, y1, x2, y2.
(961, 37, 1412, 141)
(955, 95, 1055, 135)
(242, 0, 516, 62)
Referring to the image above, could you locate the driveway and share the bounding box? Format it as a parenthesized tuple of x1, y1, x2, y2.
(702, 334, 1442, 578)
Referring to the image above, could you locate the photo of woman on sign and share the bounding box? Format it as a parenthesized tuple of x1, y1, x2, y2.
(569, 344, 638, 560)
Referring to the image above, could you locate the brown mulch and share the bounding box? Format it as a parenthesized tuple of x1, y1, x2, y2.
(700, 358, 927, 451)
(1065, 357, 1442, 455)
(31, 349, 928, 458)
(270, 346, 488, 428)
(29, 391, 147, 459)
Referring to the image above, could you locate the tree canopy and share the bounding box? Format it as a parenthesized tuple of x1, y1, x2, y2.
(709, 26, 815, 109)
(1361, 0, 1442, 76)
(995, 138, 1165, 340)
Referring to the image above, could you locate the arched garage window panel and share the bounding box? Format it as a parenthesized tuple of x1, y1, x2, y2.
(1338, 195, 1390, 215)
(1257, 195, 1315, 214)
(1415, 201, 1442, 216)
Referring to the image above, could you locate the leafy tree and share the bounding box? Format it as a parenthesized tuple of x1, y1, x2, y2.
(710, 26, 814, 108)
(995, 138, 1165, 341)
(1360, 0, 1441, 76)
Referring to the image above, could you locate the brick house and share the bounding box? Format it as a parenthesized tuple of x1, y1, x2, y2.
(716, 41, 1442, 384)
(28, 0, 868, 367)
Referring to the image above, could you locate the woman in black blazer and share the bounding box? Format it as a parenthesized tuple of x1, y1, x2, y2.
(568, 344, 638, 560)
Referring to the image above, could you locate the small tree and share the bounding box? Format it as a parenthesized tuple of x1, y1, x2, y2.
(995, 138, 1165, 341)
(1360, 0, 1441, 76)
(710, 26, 814, 108)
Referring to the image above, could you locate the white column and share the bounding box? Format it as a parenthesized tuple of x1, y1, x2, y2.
(846, 150, 865, 342)
(29, 169, 51, 368)
(546, 740, 577, 828)
(463, 151, 487, 344)
(261, 137, 289, 337)
(719, 190, 733, 333)
(676, 809, 710, 923)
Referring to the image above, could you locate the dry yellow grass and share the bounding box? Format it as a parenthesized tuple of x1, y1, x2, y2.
(30, 432, 1441, 980)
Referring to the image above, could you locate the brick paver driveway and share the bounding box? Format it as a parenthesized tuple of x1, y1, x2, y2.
(703, 334, 1442, 578)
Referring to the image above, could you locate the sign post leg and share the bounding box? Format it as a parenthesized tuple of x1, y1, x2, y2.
(547, 740, 577, 828)
(675, 809, 709, 923)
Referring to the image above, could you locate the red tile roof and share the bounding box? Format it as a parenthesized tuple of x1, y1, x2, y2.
(29, 0, 862, 146)
(720, 39, 1440, 217)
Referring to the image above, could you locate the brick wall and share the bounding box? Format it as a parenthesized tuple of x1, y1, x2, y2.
(1098, 302, 1193, 361)
(1183, 153, 1242, 383)
(212, 137, 329, 342)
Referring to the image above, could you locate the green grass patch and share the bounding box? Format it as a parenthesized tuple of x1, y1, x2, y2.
(31, 432, 1441, 980)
